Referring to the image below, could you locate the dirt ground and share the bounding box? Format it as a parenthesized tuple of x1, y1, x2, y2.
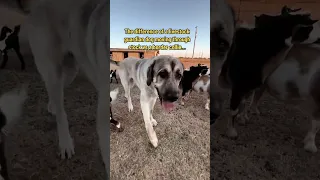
(212, 94, 320, 180)
(0, 51, 210, 179)
(1, 53, 108, 179)
(110, 83, 210, 179)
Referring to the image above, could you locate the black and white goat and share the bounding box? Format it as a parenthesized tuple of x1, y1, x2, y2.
(0, 25, 25, 71)
(193, 74, 210, 110)
(110, 70, 118, 83)
(110, 88, 122, 131)
(212, 5, 320, 153)
(180, 65, 209, 107)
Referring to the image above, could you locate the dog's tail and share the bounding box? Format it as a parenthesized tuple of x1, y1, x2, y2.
(110, 88, 119, 104)
(0, 84, 28, 133)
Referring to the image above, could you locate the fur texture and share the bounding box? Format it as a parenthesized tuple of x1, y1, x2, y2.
(0, 85, 28, 180)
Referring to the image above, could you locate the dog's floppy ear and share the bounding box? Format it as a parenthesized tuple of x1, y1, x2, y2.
(147, 61, 156, 86)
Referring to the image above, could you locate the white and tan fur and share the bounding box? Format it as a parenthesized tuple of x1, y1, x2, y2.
(117, 55, 184, 148)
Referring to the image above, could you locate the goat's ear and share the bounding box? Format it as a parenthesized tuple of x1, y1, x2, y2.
(281, 6, 293, 16)
(281, 5, 288, 15)
(147, 61, 156, 86)
(292, 8, 302, 12)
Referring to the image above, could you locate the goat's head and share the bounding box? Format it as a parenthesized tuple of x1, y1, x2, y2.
(13, 25, 21, 33)
(254, 12, 318, 39)
(0, 26, 12, 35)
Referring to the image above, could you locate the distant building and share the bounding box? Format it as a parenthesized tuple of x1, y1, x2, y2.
(110, 48, 159, 61)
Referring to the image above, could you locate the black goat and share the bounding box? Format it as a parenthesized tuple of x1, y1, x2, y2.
(0, 25, 25, 70)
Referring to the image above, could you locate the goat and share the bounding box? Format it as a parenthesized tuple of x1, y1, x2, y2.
(212, 7, 320, 153)
(0, 25, 25, 71)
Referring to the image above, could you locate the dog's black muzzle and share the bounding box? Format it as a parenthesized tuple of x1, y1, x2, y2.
(162, 90, 179, 103)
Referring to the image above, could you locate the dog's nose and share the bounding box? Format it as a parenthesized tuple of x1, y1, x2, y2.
(166, 91, 179, 102)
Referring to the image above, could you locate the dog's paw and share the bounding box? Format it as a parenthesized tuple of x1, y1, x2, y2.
(304, 141, 317, 153)
(128, 103, 133, 112)
(303, 135, 318, 153)
(58, 135, 75, 159)
(147, 128, 158, 147)
(151, 118, 158, 126)
(150, 137, 158, 148)
(47, 102, 56, 115)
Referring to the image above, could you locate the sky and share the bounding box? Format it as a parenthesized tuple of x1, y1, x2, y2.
(110, 0, 210, 58)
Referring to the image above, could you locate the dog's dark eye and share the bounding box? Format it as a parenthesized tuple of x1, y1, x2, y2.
(158, 70, 169, 79)
(175, 71, 181, 79)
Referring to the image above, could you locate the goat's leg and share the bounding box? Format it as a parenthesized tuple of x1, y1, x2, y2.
(0, 136, 8, 180)
(0, 49, 8, 69)
(13, 47, 25, 70)
(250, 86, 265, 115)
(304, 115, 320, 153)
(238, 86, 265, 124)
(110, 106, 123, 132)
(227, 88, 246, 138)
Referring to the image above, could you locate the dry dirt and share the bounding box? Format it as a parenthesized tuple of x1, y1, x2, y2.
(212, 94, 320, 180)
(0, 51, 210, 179)
(1, 53, 107, 180)
(110, 83, 210, 179)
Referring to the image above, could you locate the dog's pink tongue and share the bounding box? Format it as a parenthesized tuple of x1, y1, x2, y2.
(162, 102, 175, 112)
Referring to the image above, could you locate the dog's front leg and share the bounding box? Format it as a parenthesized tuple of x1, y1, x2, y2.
(97, 84, 110, 175)
(140, 94, 158, 147)
(149, 97, 158, 126)
(51, 79, 75, 159)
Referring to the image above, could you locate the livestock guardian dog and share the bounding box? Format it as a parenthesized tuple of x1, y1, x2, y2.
(210, 0, 236, 124)
(1, 0, 111, 176)
(0, 86, 27, 180)
(117, 55, 184, 147)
